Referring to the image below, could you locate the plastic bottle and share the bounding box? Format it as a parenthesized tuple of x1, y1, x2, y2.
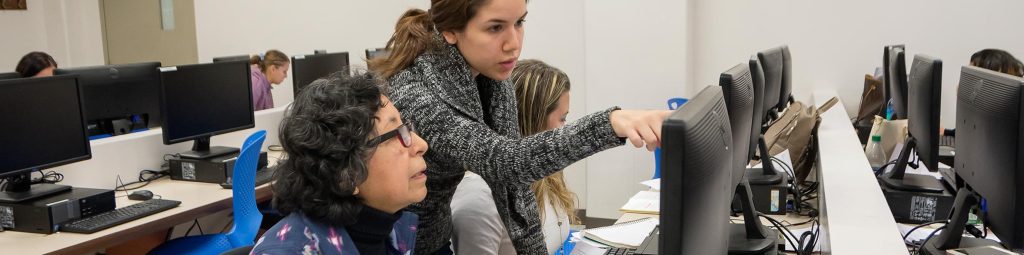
(866, 135, 886, 171)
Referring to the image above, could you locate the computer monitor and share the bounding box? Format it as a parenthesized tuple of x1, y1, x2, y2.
(0, 72, 20, 80)
(879, 54, 945, 193)
(757, 45, 792, 121)
(884, 45, 909, 119)
(159, 61, 254, 159)
(921, 65, 1024, 253)
(291, 52, 349, 97)
(212, 55, 251, 63)
(660, 85, 733, 254)
(0, 75, 90, 203)
(55, 62, 162, 138)
(747, 56, 785, 185)
(720, 63, 779, 253)
(721, 63, 756, 187)
(366, 48, 388, 60)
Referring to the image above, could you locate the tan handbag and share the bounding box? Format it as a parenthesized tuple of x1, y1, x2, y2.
(762, 97, 839, 184)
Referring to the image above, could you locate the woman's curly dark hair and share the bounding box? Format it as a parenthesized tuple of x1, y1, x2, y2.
(272, 71, 385, 226)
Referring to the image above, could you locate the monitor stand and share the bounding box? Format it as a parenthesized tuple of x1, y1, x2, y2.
(878, 137, 946, 193)
(919, 188, 1001, 255)
(0, 172, 71, 203)
(178, 136, 239, 160)
(729, 181, 779, 255)
(749, 135, 785, 185)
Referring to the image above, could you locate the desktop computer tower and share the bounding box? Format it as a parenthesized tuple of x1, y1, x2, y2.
(169, 151, 268, 184)
(0, 187, 115, 234)
(880, 181, 956, 224)
(749, 180, 789, 215)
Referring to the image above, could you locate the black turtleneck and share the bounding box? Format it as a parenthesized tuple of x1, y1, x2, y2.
(346, 206, 402, 255)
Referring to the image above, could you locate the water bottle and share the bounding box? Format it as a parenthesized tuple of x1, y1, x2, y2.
(866, 135, 886, 171)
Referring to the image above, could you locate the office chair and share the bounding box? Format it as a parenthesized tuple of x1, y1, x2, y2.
(653, 98, 688, 179)
(149, 130, 267, 255)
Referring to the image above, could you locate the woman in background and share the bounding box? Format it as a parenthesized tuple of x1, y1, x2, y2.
(249, 50, 290, 111)
(15, 51, 58, 78)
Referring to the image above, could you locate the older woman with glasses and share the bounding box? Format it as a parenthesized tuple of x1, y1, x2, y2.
(253, 72, 429, 255)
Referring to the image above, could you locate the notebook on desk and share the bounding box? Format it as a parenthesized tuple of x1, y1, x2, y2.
(582, 217, 658, 248)
(619, 191, 659, 214)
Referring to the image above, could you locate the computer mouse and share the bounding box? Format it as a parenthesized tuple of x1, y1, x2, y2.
(128, 190, 154, 201)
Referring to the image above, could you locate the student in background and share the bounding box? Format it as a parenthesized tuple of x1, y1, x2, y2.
(249, 50, 290, 111)
(944, 49, 1024, 136)
(451, 59, 578, 255)
(253, 72, 428, 255)
(969, 48, 1023, 77)
(369, 0, 670, 253)
(15, 51, 58, 78)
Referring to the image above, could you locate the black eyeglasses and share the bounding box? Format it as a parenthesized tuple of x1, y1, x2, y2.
(368, 122, 417, 147)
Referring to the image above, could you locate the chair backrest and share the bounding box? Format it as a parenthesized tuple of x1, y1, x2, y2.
(655, 98, 689, 179)
(226, 130, 266, 247)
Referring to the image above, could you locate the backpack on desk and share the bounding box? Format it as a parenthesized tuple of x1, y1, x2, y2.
(763, 97, 839, 184)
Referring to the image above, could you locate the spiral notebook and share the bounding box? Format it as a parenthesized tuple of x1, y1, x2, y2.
(581, 217, 658, 248)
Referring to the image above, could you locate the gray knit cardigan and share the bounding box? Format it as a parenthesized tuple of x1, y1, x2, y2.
(386, 33, 624, 255)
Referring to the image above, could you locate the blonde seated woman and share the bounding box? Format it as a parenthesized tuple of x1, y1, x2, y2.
(451, 59, 578, 255)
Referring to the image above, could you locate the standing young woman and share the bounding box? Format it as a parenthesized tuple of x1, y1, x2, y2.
(369, 1, 670, 254)
(451, 59, 581, 254)
(249, 50, 290, 111)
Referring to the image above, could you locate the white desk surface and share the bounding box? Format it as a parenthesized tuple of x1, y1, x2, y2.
(813, 89, 907, 254)
(0, 147, 281, 255)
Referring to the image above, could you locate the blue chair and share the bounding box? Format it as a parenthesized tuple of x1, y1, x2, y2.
(653, 98, 688, 179)
(149, 130, 267, 255)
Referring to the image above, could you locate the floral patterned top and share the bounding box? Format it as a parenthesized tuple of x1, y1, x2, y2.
(251, 211, 418, 255)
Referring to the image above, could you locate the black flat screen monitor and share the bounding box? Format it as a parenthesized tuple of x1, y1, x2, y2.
(885, 45, 909, 119)
(159, 61, 254, 159)
(0, 72, 20, 80)
(879, 54, 945, 193)
(291, 52, 349, 97)
(366, 48, 388, 60)
(212, 55, 251, 63)
(720, 63, 756, 186)
(55, 62, 162, 138)
(757, 45, 792, 120)
(0, 75, 90, 202)
(660, 85, 733, 254)
(749, 56, 766, 129)
(950, 66, 1024, 250)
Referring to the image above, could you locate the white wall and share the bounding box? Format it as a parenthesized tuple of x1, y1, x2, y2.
(0, 0, 104, 72)
(692, 0, 1024, 128)
(582, 0, 691, 219)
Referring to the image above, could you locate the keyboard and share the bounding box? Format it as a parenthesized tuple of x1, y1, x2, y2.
(60, 199, 181, 234)
(940, 135, 955, 148)
(220, 167, 276, 189)
(604, 247, 637, 255)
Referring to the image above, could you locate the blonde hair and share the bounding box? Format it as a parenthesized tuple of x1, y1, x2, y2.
(249, 49, 289, 73)
(511, 59, 578, 224)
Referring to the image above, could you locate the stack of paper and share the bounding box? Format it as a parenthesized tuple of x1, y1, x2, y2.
(619, 191, 659, 214)
(581, 217, 658, 248)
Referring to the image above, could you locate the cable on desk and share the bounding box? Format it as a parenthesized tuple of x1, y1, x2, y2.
(758, 212, 799, 253)
(874, 159, 899, 176)
(902, 220, 947, 245)
(33, 169, 64, 184)
(114, 169, 169, 192)
(914, 225, 947, 255)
